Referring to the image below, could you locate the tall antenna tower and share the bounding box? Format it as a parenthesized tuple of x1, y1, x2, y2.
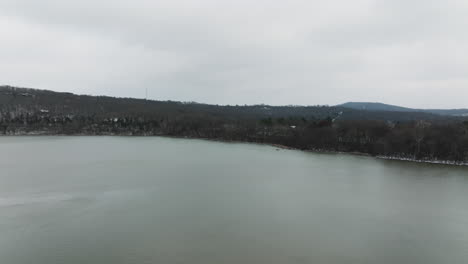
(145, 88, 148, 100)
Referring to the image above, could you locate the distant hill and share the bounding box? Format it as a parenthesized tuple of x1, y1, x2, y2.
(339, 102, 414, 112)
(339, 102, 468, 117)
(0, 86, 457, 123)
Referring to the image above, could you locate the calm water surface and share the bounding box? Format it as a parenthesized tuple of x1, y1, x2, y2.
(1, 137, 468, 264)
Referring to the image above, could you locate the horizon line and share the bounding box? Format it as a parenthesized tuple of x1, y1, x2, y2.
(2, 84, 467, 110)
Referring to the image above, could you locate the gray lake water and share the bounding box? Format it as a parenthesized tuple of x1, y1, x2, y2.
(1, 137, 468, 264)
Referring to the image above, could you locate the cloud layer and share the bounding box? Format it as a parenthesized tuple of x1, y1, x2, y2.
(1, 0, 467, 108)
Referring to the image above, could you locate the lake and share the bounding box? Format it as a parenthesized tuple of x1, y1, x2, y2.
(1, 136, 468, 264)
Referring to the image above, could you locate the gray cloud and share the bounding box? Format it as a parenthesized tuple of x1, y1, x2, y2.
(0, 0, 467, 108)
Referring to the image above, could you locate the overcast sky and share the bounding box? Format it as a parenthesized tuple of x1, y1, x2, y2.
(1, 0, 467, 108)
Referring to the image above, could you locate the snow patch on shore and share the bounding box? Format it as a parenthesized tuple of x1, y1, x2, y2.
(377, 156, 468, 166)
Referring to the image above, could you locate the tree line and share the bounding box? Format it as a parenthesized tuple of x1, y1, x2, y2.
(1, 86, 468, 162)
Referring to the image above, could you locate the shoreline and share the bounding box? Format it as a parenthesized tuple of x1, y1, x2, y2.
(1, 133, 468, 167)
(375, 155, 468, 167)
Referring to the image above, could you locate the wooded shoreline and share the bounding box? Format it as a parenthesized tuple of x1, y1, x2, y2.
(2, 86, 468, 166)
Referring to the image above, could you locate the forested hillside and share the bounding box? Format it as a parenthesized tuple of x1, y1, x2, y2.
(1, 85, 468, 163)
(340, 102, 468, 116)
